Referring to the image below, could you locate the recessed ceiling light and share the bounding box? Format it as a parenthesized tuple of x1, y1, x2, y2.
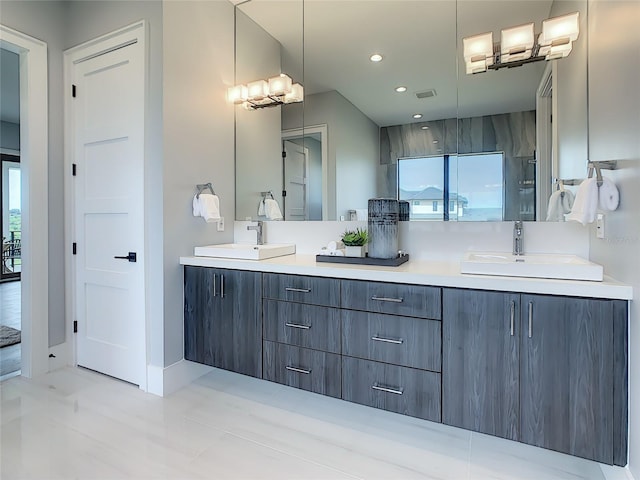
(395, 86, 407, 93)
(421, 126, 429, 130)
(413, 113, 423, 119)
(433, 140, 439, 144)
(370, 54, 383, 62)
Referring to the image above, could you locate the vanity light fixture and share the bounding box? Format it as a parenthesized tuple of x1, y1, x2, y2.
(395, 86, 407, 93)
(370, 53, 383, 62)
(413, 113, 423, 119)
(227, 73, 304, 110)
(463, 12, 579, 74)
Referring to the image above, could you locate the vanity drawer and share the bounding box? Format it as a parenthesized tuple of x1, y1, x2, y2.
(341, 280, 441, 319)
(263, 273, 340, 307)
(263, 300, 341, 353)
(342, 311, 441, 372)
(342, 356, 441, 422)
(263, 341, 341, 398)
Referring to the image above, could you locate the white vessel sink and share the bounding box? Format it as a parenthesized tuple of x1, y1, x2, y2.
(461, 252, 603, 281)
(194, 243, 296, 260)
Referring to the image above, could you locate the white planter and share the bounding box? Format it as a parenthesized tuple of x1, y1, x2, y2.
(344, 245, 366, 258)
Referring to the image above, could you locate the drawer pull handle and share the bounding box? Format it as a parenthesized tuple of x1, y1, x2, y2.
(371, 335, 403, 345)
(285, 322, 311, 330)
(371, 295, 404, 303)
(528, 301, 533, 338)
(285, 287, 311, 293)
(510, 300, 515, 336)
(286, 365, 311, 375)
(371, 383, 404, 395)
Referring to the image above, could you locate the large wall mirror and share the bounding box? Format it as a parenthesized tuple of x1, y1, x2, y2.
(234, 0, 588, 222)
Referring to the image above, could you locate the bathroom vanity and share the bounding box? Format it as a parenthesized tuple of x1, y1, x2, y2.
(180, 254, 631, 466)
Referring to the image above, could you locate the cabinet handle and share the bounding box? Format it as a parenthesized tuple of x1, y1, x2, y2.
(372, 383, 404, 395)
(528, 301, 533, 338)
(285, 287, 311, 293)
(286, 365, 311, 375)
(371, 295, 404, 303)
(212, 274, 217, 297)
(220, 274, 225, 298)
(285, 322, 311, 330)
(371, 335, 403, 345)
(510, 300, 515, 336)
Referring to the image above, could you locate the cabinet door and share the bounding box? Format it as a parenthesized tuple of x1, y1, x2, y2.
(520, 295, 613, 464)
(222, 269, 263, 378)
(442, 288, 520, 440)
(184, 266, 223, 367)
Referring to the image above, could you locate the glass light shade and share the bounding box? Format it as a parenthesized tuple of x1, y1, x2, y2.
(227, 84, 247, 104)
(501, 23, 535, 56)
(268, 74, 293, 96)
(463, 32, 493, 62)
(247, 80, 269, 100)
(539, 41, 573, 60)
(540, 12, 579, 46)
(466, 59, 487, 75)
(283, 83, 304, 103)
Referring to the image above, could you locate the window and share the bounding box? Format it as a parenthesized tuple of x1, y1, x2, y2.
(397, 152, 504, 221)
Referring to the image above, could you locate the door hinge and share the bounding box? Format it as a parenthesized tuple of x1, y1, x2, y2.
(72, 84, 77, 98)
(72, 163, 77, 176)
(282, 151, 287, 158)
(72, 243, 77, 255)
(73, 321, 78, 333)
(282, 190, 287, 197)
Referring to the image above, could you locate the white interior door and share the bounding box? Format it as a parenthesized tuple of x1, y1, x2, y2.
(72, 30, 145, 386)
(283, 140, 309, 221)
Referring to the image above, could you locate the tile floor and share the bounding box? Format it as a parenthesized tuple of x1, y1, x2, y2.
(0, 281, 21, 379)
(0, 366, 616, 479)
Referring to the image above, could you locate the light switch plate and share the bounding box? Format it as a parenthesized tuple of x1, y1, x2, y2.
(217, 217, 225, 232)
(596, 213, 605, 239)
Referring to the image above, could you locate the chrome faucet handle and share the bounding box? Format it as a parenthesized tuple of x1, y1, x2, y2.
(513, 221, 524, 256)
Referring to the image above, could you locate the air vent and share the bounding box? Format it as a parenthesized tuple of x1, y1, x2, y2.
(416, 89, 437, 99)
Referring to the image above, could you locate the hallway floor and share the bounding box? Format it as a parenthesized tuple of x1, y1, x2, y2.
(1, 366, 620, 479)
(0, 281, 20, 379)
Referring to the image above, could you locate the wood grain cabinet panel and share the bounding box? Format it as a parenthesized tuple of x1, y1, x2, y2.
(342, 356, 441, 422)
(263, 299, 341, 353)
(263, 273, 340, 307)
(263, 341, 341, 398)
(341, 279, 441, 319)
(342, 310, 441, 371)
(184, 266, 262, 378)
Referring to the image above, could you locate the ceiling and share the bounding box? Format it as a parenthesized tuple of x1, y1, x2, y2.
(1, 48, 20, 125)
(237, 0, 555, 127)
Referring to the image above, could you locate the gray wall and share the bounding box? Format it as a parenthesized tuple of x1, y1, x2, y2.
(587, 0, 640, 474)
(0, 121, 20, 151)
(162, 0, 235, 366)
(0, 0, 66, 346)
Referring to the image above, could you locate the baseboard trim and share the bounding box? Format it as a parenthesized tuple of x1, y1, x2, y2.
(146, 359, 213, 397)
(601, 465, 635, 480)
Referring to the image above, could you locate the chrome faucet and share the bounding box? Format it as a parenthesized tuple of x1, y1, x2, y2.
(513, 221, 524, 256)
(247, 221, 264, 245)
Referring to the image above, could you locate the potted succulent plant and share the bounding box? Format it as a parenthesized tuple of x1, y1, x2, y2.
(341, 228, 368, 257)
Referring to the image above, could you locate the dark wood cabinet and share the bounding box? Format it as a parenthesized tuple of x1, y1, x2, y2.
(442, 288, 628, 465)
(184, 266, 262, 378)
(442, 289, 520, 440)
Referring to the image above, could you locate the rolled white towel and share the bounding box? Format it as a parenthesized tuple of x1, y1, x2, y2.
(567, 178, 598, 225)
(598, 177, 619, 211)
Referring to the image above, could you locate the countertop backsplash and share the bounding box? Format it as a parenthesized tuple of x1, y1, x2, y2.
(234, 220, 590, 262)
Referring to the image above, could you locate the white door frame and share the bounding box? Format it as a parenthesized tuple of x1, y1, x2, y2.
(282, 124, 328, 219)
(64, 21, 148, 391)
(0, 25, 49, 378)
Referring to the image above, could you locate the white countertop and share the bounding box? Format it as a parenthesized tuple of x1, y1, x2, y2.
(179, 254, 633, 300)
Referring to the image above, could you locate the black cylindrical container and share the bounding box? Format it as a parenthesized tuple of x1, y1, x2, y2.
(368, 198, 399, 259)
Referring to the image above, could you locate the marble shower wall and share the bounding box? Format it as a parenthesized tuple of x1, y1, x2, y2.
(379, 110, 536, 221)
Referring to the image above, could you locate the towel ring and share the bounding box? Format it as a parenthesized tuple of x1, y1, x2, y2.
(196, 183, 215, 198)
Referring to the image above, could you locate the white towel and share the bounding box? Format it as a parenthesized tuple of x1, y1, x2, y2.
(567, 178, 598, 225)
(546, 190, 575, 222)
(257, 199, 265, 216)
(264, 198, 283, 220)
(193, 194, 221, 223)
(598, 177, 619, 211)
(355, 209, 368, 221)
